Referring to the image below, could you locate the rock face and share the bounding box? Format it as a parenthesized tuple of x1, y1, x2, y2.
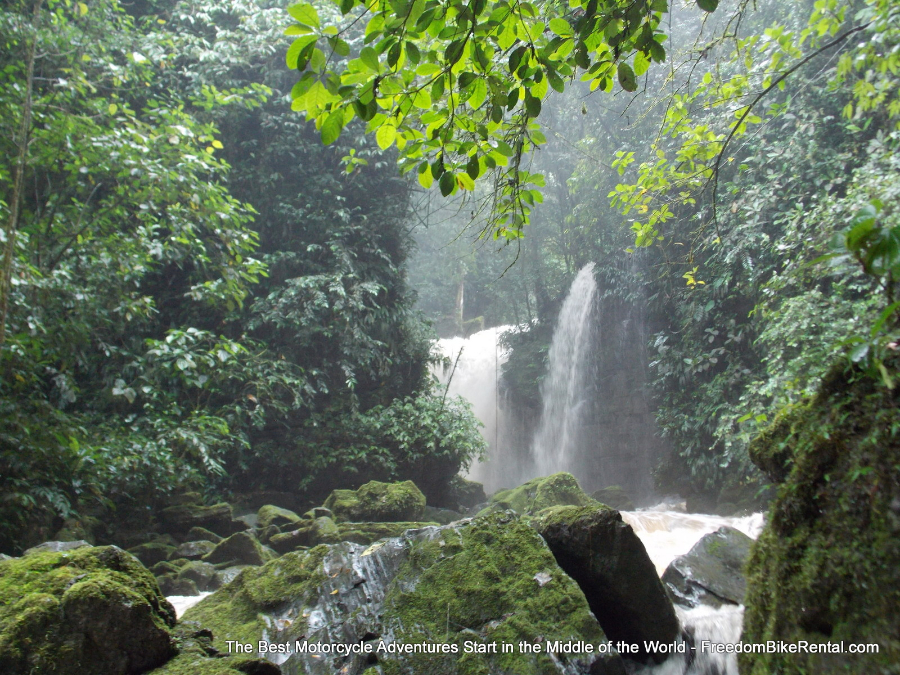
(324, 480, 426, 522)
(485, 472, 599, 516)
(179, 512, 627, 675)
(0, 544, 176, 675)
(534, 505, 679, 663)
(662, 526, 752, 608)
(741, 361, 900, 674)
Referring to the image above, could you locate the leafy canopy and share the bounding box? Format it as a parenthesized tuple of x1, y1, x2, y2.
(284, 0, 698, 240)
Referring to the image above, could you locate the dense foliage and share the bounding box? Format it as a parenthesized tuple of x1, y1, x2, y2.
(0, 0, 485, 553)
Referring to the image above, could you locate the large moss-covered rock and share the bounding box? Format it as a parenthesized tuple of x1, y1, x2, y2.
(181, 512, 626, 675)
(324, 480, 426, 522)
(534, 505, 679, 663)
(0, 545, 176, 675)
(485, 472, 599, 516)
(741, 361, 900, 674)
(170, 540, 216, 561)
(662, 526, 752, 608)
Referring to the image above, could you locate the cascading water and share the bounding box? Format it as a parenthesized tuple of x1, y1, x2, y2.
(531, 262, 598, 480)
(623, 506, 766, 675)
(432, 326, 515, 492)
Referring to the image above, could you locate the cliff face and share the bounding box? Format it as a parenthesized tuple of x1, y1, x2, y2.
(741, 359, 900, 674)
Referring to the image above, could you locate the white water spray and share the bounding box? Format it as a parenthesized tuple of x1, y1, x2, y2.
(432, 326, 512, 491)
(624, 507, 766, 675)
(531, 263, 598, 479)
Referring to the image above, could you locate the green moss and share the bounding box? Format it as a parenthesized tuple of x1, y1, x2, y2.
(481, 472, 599, 517)
(0, 546, 175, 674)
(182, 546, 329, 651)
(379, 511, 608, 675)
(338, 521, 439, 545)
(741, 359, 900, 674)
(256, 504, 301, 530)
(324, 480, 426, 522)
(148, 651, 278, 675)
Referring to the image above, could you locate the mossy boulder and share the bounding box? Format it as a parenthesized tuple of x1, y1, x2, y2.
(484, 472, 599, 516)
(324, 480, 426, 522)
(741, 361, 900, 674)
(157, 575, 199, 597)
(590, 486, 635, 511)
(181, 512, 626, 675)
(128, 541, 178, 567)
(177, 561, 219, 592)
(534, 505, 678, 663)
(158, 503, 238, 537)
(186, 527, 222, 544)
(170, 540, 216, 561)
(662, 526, 752, 608)
(267, 516, 342, 554)
(203, 532, 271, 567)
(0, 545, 176, 675)
(256, 504, 302, 530)
(446, 475, 488, 509)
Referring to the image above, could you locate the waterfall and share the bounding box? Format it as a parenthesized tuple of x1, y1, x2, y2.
(432, 326, 515, 492)
(531, 262, 598, 480)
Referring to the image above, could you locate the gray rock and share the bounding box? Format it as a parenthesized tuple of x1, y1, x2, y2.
(157, 574, 199, 596)
(534, 505, 679, 664)
(177, 560, 219, 591)
(158, 502, 236, 537)
(662, 526, 753, 608)
(23, 540, 92, 555)
(170, 540, 216, 561)
(423, 505, 463, 524)
(214, 565, 248, 587)
(183, 511, 625, 675)
(590, 486, 635, 511)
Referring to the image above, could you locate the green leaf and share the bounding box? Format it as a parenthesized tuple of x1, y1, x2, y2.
(376, 124, 397, 150)
(360, 46, 380, 72)
(439, 171, 455, 196)
(696, 0, 718, 11)
(321, 110, 344, 145)
(286, 35, 317, 69)
(524, 94, 541, 118)
(617, 62, 637, 92)
(287, 3, 320, 27)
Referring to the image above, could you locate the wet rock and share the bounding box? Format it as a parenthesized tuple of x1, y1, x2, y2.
(337, 520, 439, 544)
(535, 505, 679, 663)
(23, 540, 92, 555)
(0, 545, 176, 675)
(151, 560, 184, 576)
(485, 472, 599, 516)
(213, 565, 248, 587)
(182, 511, 624, 675)
(158, 503, 236, 537)
(203, 531, 270, 567)
(256, 505, 302, 530)
(177, 561, 219, 592)
(186, 527, 223, 544)
(267, 527, 311, 554)
(128, 541, 177, 567)
(662, 526, 753, 608)
(590, 486, 635, 511)
(258, 524, 280, 544)
(170, 540, 216, 561)
(157, 574, 199, 597)
(324, 479, 426, 522)
(423, 505, 463, 524)
(447, 475, 488, 509)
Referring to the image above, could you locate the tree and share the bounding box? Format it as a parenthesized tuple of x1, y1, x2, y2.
(282, 0, 696, 241)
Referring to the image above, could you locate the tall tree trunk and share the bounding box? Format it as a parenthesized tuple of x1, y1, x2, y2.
(0, 0, 44, 348)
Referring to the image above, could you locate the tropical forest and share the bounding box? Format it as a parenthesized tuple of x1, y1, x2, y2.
(0, 0, 898, 673)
